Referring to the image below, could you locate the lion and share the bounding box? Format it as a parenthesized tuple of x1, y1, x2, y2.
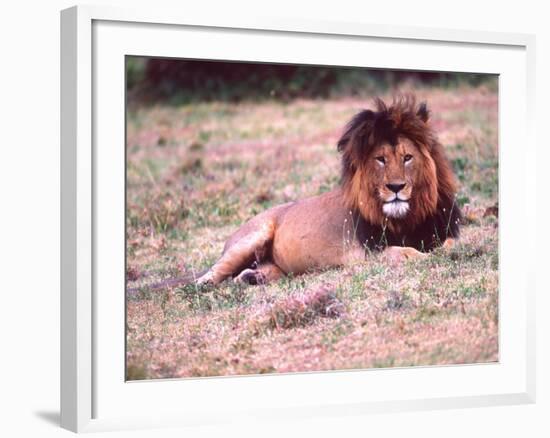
(196, 96, 461, 286)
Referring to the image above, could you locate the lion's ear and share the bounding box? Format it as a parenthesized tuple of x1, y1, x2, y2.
(417, 102, 429, 123)
(337, 109, 375, 154)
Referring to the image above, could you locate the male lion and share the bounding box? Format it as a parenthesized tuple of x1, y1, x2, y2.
(197, 96, 461, 286)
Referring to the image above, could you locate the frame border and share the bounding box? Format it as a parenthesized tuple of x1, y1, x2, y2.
(60, 4, 536, 433)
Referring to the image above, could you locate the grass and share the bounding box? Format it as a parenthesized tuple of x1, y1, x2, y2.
(126, 85, 499, 379)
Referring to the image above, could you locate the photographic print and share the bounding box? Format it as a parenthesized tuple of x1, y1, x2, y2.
(125, 58, 498, 380)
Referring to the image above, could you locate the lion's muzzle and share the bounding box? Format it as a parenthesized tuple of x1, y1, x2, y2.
(382, 199, 410, 218)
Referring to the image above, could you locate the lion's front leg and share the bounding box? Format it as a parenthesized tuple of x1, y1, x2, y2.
(442, 238, 456, 250)
(381, 246, 428, 265)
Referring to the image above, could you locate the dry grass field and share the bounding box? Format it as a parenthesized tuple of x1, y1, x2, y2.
(126, 85, 498, 380)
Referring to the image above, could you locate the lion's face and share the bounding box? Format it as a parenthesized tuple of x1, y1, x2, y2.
(338, 96, 454, 230)
(369, 138, 426, 219)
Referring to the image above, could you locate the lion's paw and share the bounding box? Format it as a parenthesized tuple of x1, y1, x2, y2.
(195, 271, 214, 286)
(381, 246, 427, 265)
(234, 268, 265, 285)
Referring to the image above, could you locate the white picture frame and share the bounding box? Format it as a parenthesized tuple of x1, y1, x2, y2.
(60, 4, 536, 433)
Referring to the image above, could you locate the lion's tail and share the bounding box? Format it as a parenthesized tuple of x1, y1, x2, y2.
(126, 269, 209, 296)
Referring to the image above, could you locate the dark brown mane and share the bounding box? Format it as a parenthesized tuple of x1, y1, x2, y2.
(337, 94, 461, 250)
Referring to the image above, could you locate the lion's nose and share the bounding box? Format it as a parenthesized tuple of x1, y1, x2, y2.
(386, 183, 406, 193)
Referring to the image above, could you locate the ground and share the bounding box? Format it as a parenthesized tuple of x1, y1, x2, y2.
(125, 85, 498, 380)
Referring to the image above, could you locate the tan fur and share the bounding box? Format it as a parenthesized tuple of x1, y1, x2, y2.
(196, 96, 459, 286)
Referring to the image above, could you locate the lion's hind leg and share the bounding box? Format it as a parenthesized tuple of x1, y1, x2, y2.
(196, 220, 276, 285)
(234, 262, 284, 285)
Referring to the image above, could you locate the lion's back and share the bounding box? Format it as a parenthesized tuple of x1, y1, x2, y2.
(222, 202, 294, 254)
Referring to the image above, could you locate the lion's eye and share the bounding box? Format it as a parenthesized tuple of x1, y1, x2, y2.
(375, 156, 385, 164)
(403, 154, 413, 163)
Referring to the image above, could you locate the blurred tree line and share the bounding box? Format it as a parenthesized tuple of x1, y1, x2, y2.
(127, 56, 496, 105)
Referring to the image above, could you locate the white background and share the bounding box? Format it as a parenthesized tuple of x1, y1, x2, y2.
(0, 1, 546, 437)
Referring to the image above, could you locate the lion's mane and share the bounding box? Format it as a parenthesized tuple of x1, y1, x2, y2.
(337, 95, 461, 251)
